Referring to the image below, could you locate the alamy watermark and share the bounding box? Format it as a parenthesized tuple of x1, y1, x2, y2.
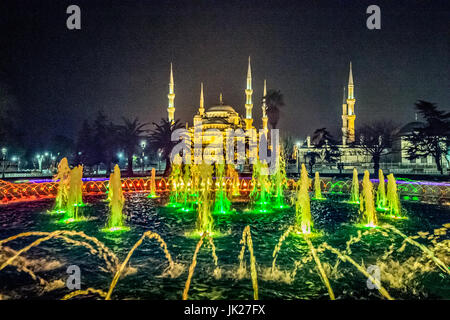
(66, 265, 81, 290)
(366, 5, 381, 30)
(66, 5, 81, 30)
(366, 265, 381, 290)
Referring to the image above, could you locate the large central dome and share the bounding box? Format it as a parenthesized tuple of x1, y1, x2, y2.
(206, 105, 237, 113)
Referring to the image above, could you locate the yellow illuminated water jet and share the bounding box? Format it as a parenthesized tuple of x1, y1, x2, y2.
(63, 165, 84, 222)
(376, 169, 387, 210)
(386, 174, 402, 218)
(295, 164, 312, 234)
(313, 171, 325, 200)
(349, 168, 360, 204)
(147, 168, 159, 198)
(105, 165, 127, 231)
(359, 170, 378, 227)
(53, 158, 71, 213)
(237, 225, 258, 300)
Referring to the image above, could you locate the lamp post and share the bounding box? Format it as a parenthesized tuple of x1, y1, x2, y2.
(140, 140, 147, 173)
(36, 154, 43, 173)
(1, 147, 7, 179)
(296, 142, 301, 176)
(11, 156, 20, 172)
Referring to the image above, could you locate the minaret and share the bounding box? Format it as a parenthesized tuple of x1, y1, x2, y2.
(346, 62, 356, 143)
(261, 79, 268, 132)
(167, 63, 175, 124)
(341, 86, 347, 145)
(199, 82, 205, 116)
(244, 56, 254, 130)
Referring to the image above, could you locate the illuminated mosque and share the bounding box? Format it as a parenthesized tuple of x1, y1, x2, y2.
(166, 57, 267, 132)
(165, 57, 268, 166)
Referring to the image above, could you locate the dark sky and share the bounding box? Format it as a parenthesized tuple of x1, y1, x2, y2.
(0, 0, 449, 144)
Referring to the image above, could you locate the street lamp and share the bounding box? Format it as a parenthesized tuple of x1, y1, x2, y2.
(11, 156, 20, 172)
(1, 147, 7, 179)
(295, 141, 301, 175)
(36, 154, 43, 173)
(140, 140, 147, 173)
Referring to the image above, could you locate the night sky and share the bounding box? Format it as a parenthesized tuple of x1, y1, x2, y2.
(0, 0, 449, 144)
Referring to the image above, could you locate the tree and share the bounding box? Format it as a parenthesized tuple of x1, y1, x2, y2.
(265, 89, 284, 129)
(148, 118, 184, 176)
(311, 128, 341, 164)
(281, 135, 295, 160)
(354, 121, 396, 172)
(405, 100, 450, 174)
(119, 117, 149, 176)
(304, 151, 321, 175)
(0, 81, 25, 160)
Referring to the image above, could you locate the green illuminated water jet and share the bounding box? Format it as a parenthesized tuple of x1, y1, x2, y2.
(213, 163, 232, 214)
(195, 164, 214, 235)
(250, 161, 271, 213)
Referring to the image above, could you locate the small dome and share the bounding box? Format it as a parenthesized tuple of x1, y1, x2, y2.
(397, 121, 425, 135)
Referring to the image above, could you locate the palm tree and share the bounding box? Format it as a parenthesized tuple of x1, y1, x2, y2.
(265, 89, 285, 129)
(119, 117, 149, 176)
(148, 118, 184, 176)
(311, 127, 341, 168)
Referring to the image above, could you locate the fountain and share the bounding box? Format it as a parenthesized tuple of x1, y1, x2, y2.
(250, 161, 271, 213)
(106, 230, 182, 300)
(213, 163, 232, 214)
(182, 234, 221, 300)
(376, 169, 387, 211)
(62, 165, 84, 223)
(237, 225, 259, 300)
(105, 164, 127, 232)
(349, 168, 360, 204)
(313, 171, 325, 200)
(179, 164, 195, 212)
(386, 174, 402, 218)
(195, 164, 214, 236)
(295, 164, 312, 234)
(359, 170, 378, 227)
(1, 151, 450, 301)
(147, 168, 159, 198)
(167, 164, 182, 207)
(228, 164, 241, 197)
(106, 172, 114, 202)
(52, 158, 71, 213)
(271, 150, 288, 208)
